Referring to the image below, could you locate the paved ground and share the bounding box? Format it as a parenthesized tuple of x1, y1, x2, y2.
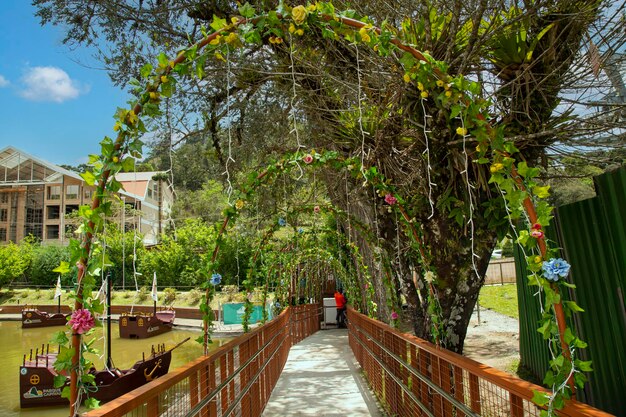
(262, 329, 383, 417)
(464, 308, 520, 371)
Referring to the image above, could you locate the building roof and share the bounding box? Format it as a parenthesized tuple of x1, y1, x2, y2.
(115, 172, 167, 200)
(0, 146, 84, 184)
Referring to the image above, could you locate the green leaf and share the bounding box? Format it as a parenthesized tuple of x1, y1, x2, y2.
(564, 300, 584, 313)
(84, 397, 100, 409)
(238, 3, 255, 18)
(210, 15, 227, 32)
(531, 390, 550, 406)
(399, 52, 417, 70)
(140, 63, 153, 78)
(577, 360, 593, 372)
(61, 385, 71, 399)
(53, 261, 71, 274)
(80, 171, 97, 186)
(195, 335, 204, 345)
(532, 185, 551, 199)
(53, 374, 68, 388)
(50, 330, 69, 345)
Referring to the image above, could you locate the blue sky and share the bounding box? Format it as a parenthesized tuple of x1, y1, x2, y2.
(0, 2, 129, 166)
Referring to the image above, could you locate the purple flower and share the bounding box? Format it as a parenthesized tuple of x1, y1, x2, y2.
(542, 258, 571, 282)
(69, 309, 95, 334)
(391, 311, 399, 320)
(384, 194, 397, 205)
(210, 273, 222, 285)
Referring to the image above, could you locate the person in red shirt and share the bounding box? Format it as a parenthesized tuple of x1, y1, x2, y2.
(334, 289, 347, 328)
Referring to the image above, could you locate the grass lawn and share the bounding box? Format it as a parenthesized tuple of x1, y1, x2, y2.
(0, 288, 272, 310)
(478, 284, 519, 319)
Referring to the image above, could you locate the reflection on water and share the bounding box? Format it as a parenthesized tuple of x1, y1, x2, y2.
(0, 320, 229, 417)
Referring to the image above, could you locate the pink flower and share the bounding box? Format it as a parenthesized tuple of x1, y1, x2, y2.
(391, 311, 399, 320)
(384, 193, 397, 205)
(532, 223, 542, 230)
(313, 205, 320, 214)
(303, 154, 313, 164)
(531, 229, 544, 239)
(69, 309, 95, 334)
(365, 283, 369, 290)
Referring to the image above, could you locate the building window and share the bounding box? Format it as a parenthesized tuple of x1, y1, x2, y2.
(84, 189, 93, 201)
(0, 228, 6, 241)
(47, 186, 61, 200)
(0, 208, 6, 222)
(147, 185, 153, 200)
(46, 225, 59, 240)
(0, 193, 8, 204)
(65, 204, 79, 215)
(47, 205, 60, 220)
(66, 185, 79, 200)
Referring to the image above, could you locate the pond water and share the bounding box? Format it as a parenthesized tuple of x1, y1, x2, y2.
(0, 320, 229, 417)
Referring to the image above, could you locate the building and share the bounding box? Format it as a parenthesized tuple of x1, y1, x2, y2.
(0, 146, 174, 246)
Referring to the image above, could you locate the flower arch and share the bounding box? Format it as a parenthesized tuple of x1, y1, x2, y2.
(58, 2, 588, 414)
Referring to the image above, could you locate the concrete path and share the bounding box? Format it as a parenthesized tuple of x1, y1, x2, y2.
(262, 329, 383, 417)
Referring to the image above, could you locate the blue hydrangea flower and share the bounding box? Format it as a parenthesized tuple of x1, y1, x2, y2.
(278, 217, 286, 227)
(210, 273, 222, 285)
(542, 258, 571, 282)
(298, 227, 304, 234)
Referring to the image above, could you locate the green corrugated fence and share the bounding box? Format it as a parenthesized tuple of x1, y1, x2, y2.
(516, 167, 626, 416)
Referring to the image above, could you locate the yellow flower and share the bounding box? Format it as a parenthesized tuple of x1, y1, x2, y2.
(403, 73, 411, 83)
(126, 110, 138, 126)
(534, 256, 542, 264)
(289, 23, 296, 34)
(490, 163, 504, 173)
(209, 35, 222, 46)
(231, 17, 239, 24)
(235, 200, 245, 210)
(307, 4, 317, 12)
(295, 29, 304, 36)
(456, 127, 467, 136)
(149, 92, 158, 100)
(215, 52, 226, 62)
(292, 5, 307, 25)
(113, 122, 121, 132)
(169, 60, 175, 68)
(436, 80, 444, 87)
(359, 27, 371, 43)
(225, 32, 239, 45)
(160, 75, 168, 83)
(420, 91, 429, 99)
(417, 82, 424, 91)
(445, 90, 452, 97)
(112, 156, 119, 163)
(475, 144, 482, 153)
(269, 36, 283, 44)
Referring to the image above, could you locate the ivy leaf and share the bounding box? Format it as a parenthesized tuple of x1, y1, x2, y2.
(577, 360, 593, 372)
(399, 52, 417, 70)
(53, 261, 71, 274)
(84, 397, 100, 409)
(531, 390, 550, 406)
(563, 300, 584, 313)
(80, 170, 97, 186)
(195, 335, 204, 345)
(53, 375, 68, 388)
(50, 330, 69, 345)
(61, 385, 71, 399)
(532, 185, 551, 199)
(210, 15, 227, 32)
(238, 3, 255, 18)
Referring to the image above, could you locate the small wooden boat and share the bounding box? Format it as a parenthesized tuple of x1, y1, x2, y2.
(119, 308, 176, 339)
(19, 338, 189, 408)
(21, 306, 69, 328)
(119, 272, 175, 339)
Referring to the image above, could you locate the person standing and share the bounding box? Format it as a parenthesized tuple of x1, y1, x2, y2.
(334, 289, 347, 328)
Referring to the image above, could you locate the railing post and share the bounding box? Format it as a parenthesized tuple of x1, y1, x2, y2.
(469, 373, 481, 413)
(147, 396, 159, 417)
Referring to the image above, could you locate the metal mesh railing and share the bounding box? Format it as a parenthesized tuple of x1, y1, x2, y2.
(84, 304, 321, 417)
(347, 308, 612, 417)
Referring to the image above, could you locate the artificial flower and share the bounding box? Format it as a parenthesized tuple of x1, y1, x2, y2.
(532, 223, 542, 230)
(303, 154, 314, 164)
(542, 258, 571, 282)
(445, 90, 452, 97)
(210, 273, 222, 285)
(436, 80, 444, 87)
(403, 73, 411, 83)
(278, 217, 287, 226)
(530, 229, 544, 239)
(235, 199, 245, 210)
(313, 205, 321, 214)
(69, 309, 95, 335)
(292, 5, 307, 25)
(391, 311, 399, 320)
(424, 271, 436, 284)
(359, 27, 371, 43)
(456, 127, 467, 136)
(421, 91, 429, 99)
(384, 193, 397, 205)
(490, 163, 504, 173)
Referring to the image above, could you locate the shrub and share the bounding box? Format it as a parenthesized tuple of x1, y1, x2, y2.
(28, 245, 70, 286)
(221, 285, 241, 302)
(163, 287, 177, 305)
(136, 286, 150, 303)
(122, 290, 133, 299)
(186, 289, 202, 306)
(46, 289, 57, 300)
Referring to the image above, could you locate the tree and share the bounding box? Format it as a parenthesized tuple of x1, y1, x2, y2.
(34, 0, 624, 354)
(0, 242, 32, 287)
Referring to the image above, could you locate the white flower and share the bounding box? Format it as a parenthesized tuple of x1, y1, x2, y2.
(424, 271, 436, 283)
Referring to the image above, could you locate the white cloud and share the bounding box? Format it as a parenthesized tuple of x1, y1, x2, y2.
(0, 75, 8, 87)
(19, 66, 84, 102)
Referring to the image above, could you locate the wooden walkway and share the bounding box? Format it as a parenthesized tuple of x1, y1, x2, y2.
(262, 328, 383, 417)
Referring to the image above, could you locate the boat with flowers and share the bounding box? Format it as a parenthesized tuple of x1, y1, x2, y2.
(118, 273, 175, 339)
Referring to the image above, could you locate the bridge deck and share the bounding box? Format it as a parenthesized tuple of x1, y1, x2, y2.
(263, 328, 383, 417)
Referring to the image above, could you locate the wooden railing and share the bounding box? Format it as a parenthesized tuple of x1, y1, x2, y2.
(84, 304, 321, 417)
(348, 307, 613, 417)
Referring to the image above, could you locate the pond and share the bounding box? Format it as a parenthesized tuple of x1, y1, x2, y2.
(0, 320, 230, 417)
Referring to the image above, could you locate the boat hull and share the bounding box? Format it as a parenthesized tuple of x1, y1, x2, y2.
(21, 309, 69, 328)
(119, 311, 175, 339)
(19, 351, 172, 408)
